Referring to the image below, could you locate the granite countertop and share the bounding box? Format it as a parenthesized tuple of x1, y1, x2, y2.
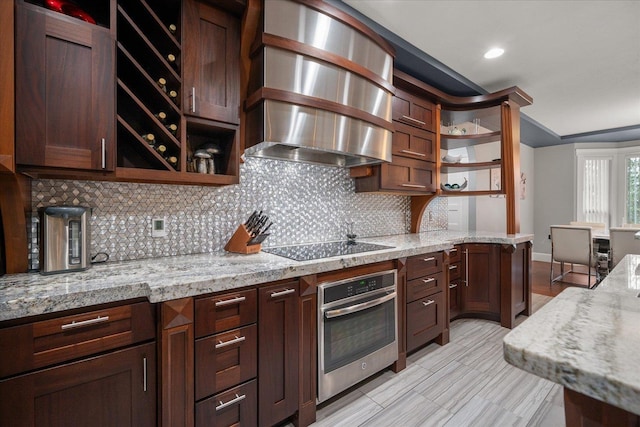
(0, 230, 532, 322)
(503, 254, 640, 415)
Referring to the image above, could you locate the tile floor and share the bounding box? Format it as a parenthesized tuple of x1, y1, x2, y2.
(308, 294, 564, 427)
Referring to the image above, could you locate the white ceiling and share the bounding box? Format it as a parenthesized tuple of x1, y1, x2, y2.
(343, 0, 640, 138)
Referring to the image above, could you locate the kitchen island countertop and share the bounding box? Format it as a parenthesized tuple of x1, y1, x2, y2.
(0, 230, 532, 322)
(503, 254, 640, 416)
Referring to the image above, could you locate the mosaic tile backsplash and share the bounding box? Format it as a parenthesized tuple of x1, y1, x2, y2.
(29, 158, 447, 270)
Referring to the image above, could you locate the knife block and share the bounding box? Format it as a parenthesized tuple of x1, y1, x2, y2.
(224, 224, 261, 254)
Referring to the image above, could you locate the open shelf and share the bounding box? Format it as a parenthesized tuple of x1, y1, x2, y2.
(440, 131, 502, 149)
(441, 160, 501, 173)
(440, 190, 504, 197)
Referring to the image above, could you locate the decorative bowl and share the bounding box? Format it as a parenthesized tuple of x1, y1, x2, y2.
(440, 177, 468, 192)
(442, 154, 462, 163)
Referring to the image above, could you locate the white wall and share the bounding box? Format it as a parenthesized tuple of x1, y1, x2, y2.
(469, 142, 534, 234)
(533, 144, 576, 259)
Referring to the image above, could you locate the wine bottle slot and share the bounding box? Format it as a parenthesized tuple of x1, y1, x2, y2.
(141, 133, 155, 146)
(157, 78, 167, 92)
(166, 123, 178, 136)
(155, 112, 167, 122)
(156, 144, 167, 156)
(168, 90, 178, 99)
(166, 156, 178, 168)
(168, 24, 177, 34)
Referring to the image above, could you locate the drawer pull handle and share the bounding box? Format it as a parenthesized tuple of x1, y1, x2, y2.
(449, 283, 458, 289)
(143, 357, 148, 392)
(61, 315, 110, 330)
(422, 299, 435, 307)
(423, 257, 436, 262)
(215, 296, 246, 307)
(271, 288, 295, 298)
(401, 115, 427, 126)
(216, 393, 246, 411)
(451, 248, 458, 253)
(421, 277, 435, 284)
(400, 149, 426, 157)
(215, 335, 246, 349)
(401, 183, 427, 189)
(449, 265, 457, 270)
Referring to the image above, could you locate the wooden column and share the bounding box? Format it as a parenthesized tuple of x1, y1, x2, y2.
(159, 298, 194, 427)
(502, 101, 522, 234)
(0, 174, 30, 274)
(294, 275, 317, 427)
(392, 257, 407, 372)
(0, 0, 14, 174)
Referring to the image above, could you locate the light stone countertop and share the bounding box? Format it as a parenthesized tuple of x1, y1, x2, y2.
(503, 254, 640, 415)
(0, 230, 532, 322)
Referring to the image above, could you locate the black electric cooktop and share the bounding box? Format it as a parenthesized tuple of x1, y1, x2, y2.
(262, 241, 394, 261)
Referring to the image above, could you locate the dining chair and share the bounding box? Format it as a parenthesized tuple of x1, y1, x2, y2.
(609, 227, 640, 267)
(569, 221, 606, 234)
(550, 225, 599, 288)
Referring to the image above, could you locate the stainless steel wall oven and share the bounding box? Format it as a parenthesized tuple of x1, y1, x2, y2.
(317, 269, 398, 403)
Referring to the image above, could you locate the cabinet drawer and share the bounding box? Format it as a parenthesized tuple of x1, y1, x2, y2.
(195, 324, 257, 400)
(448, 261, 462, 280)
(0, 301, 155, 378)
(380, 156, 436, 193)
(407, 252, 444, 280)
(195, 289, 257, 338)
(392, 122, 435, 162)
(448, 245, 462, 263)
(392, 88, 436, 132)
(196, 379, 257, 427)
(406, 271, 444, 302)
(406, 291, 445, 353)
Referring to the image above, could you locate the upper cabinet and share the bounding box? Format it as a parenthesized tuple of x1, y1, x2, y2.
(183, 0, 240, 124)
(12, 0, 241, 186)
(15, 1, 115, 171)
(353, 84, 437, 195)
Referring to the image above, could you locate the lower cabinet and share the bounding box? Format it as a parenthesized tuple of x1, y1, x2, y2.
(196, 380, 258, 427)
(258, 281, 300, 427)
(0, 301, 156, 427)
(463, 244, 500, 315)
(405, 252, 446, 353)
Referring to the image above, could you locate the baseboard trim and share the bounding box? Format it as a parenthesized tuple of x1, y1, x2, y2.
(533, 252, 551, 263)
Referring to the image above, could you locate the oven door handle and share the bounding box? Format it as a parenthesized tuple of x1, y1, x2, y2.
(324, 292, 396, 319)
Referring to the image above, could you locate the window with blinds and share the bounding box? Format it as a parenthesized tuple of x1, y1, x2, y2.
(576, 152, 612, 227)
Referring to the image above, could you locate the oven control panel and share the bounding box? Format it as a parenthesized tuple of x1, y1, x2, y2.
(322, 270, 396, 304)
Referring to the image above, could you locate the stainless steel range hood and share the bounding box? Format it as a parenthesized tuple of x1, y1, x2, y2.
(244, 0, 395, 167)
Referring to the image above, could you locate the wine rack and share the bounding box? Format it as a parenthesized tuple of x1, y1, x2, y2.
(115, 0, 240, 186)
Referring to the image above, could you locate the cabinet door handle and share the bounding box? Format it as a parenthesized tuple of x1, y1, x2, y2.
(400, 149, 426, 157)
(423, 256, 435, 262)
(449, 283, 458, 289)
(143, 357, 148, 392)
(464, 249, 469, 286)
(421, 277, 435, 284)
(101, 138, 106, 169)
(215, 335, 246, 349)
(216, 393, 246, 411)
(271, 288, 295, 298)
(422, 299, 435, 307)
(401, 115, 426, 126)
(451, 248, 458, 254)
(401, 183, 427, 189)
(215, 296, 246, 307)
(449, 265, 457, 270)
(61, 315, 110, 330)
(190, 87, 196, 113)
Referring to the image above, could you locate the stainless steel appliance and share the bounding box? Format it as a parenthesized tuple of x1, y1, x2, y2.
(317, 269, 398, 403)
(40, 206, 90, 274)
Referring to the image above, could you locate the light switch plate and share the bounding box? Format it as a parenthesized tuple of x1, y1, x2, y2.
(152, 218, 167, 238)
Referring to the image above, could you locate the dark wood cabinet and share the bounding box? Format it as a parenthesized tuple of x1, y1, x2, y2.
(0, 300, 156, 427)
(15, 2, 115, 171)
(0, 342, 156, 427)
(461, 244, 500, 316)
(405, 252, 446, 353)
(196, 379, 257, 427)
(500, 242, 532, 328)
(392, 87, 437, 132)
(258, 281, 299, 427)
(183, 0, 240, 125)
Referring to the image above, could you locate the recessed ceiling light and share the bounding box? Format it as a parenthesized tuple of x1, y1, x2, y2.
(484, 48, 504, 59)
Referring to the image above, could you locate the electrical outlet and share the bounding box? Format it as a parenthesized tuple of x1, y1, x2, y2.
(152, 218, 167, 238)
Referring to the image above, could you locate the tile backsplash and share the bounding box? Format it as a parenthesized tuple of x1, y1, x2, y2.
(29, 158, 447, 270)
